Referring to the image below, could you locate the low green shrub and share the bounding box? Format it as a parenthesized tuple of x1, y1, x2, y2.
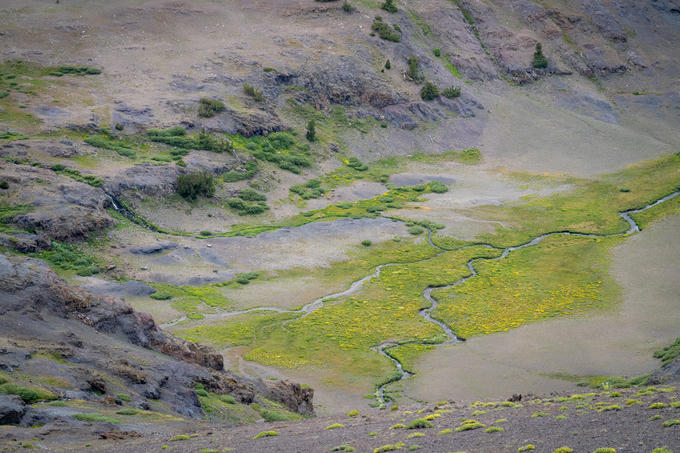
(654, 337, 680, 366)
(198, 98, 225, 118)
(253, 431, 278, 439)
(238, 188, 266, 202)
(243, 83, 264, 102)
(420, 82, 439, 101)
(405, 418, 433, 429)
(381, 0, 397, 13)
(116, 408, 139, 415)
(372, 19, 401, 42)
(442, 86, 461, 99)
(0, 383, 56, 402)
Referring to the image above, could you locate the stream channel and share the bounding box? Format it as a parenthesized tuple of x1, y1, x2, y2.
(114, 190, 680, 406)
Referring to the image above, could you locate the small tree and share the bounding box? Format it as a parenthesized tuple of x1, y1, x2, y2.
(385, 59, 391, 70)
(342, 1, 355, 12)
(381, 0, 397, 13)
(407, 56, 422, 82)
(442, 86, 461, 99)
(306, 120, 316, 142)
(420, 81, 439, 101)
(532, 42, 548, 69)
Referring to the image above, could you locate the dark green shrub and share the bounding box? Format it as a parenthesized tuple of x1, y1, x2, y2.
(290, 178, 325, 199)
(0, 91, 8, 99)
(361, 240, 372, 247)
(114, 123, 124, 131)
(532, 42, 548, 69)
(176, 172, 215, 200)
(198, 98, 226, 118)
(654, 337, 680, 366)
(57, 65, 101, 76)
(407, 56, 422, 82)
(38, 241, 100, 275)
(442, 86, 461, 99)
(346, 157, 368, 171)
(0, 181, 8, 190)
(243, 83, 264, 102)
(238, 188, 266, 202)
(260, 409, 290, 422)
(381, 0, 397, 13)
(385, 59, 391, 70)
(227, 198, 268, 216)
(406, 418, 434, 429)
(420, 81, 439, 101)
(408, 226, 424, 235)
(371, 19, 401, 42)
(342, 1, 355, 12)
(306, 120, 316, 142)
(150, 291, 173, 300)
(263, 67, 276, 72)
(428, 180, 448, 193)
(433, 48, 441, 57)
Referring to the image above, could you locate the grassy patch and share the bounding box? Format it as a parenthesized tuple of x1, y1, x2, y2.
(654, 337, 680, 367)
(253, 430, 279, 439)
(433, 235, 619, 337)
(72, 413, 120, 423)
(35, 241, 101, 277)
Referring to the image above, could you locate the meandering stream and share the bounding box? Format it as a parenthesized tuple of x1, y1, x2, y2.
(152, 190, 679, 405)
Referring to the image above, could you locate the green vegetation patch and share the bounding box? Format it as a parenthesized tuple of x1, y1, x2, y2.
(148, 126, 233, 153)
(72, 413, 120, 424)
(36, 241, 100, 277)
(198, 98, 225, 118)
(432, 235, 621, 338)
(654, 337, 680, 367)
(84, 134, 136, 159)
(228, 131, 310, 174)
(371, 18, 401, 42)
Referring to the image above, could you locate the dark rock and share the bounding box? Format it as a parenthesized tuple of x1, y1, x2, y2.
(582, 0, 627, 42)
(0, 395, 26, 425)
(0, 233, 51, 253)
(20, 408, 61, 427)
(104, 164, 182, 197)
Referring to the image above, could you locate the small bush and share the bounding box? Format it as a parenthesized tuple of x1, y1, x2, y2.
(198, 98, 226, 118)
(442, 86, 461, 99)
(326, 423, 344, 430)
(428, 180, 448, 193)
(342, 1, 355, 12)
(306, 119, 316, 142)
(253, 431, 279, 439)
(239, 188, 266, 202)
(662, 419, 680, 427)
(56, 65, 102, 76)
(371, 19, 401, 42)
(346, 157, 368, 171)
(591, 449, 616, 453)
(385, 59, 391, 70)
(381, 0, 397, 13)
(169, 435, 190, 441)
(150, 291, 173, 300)
(485, 426, 504, 433)
(260, 409, 289, 422)
(361, 239, 372, 247)
(406, 56, 422, 82)
(236, 272, 258, 284)
(455, 420, 485, 431)
(243, 83, 264, 102)
(332, 445, 356, 452)
(654, 337, 680, 366)
(420, 82, 439, 101)
(408, 226, 424, 235)
(116, 408, 139, 415)
(532, 42, 548, 69)
(405, 418, 433, 429)
(223, 160, 258, 183)
(176, 172, 215, 200)
(518, 446, 536, 452)
(0, 181, 8, 190)
(433, 48, 441, 57)
(553, 448, 573, 453)
(374, 443, 405, 453)
(649, 402, 667, 409)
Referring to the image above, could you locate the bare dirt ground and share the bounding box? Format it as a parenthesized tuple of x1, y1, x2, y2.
(401, 214, 680, 403)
